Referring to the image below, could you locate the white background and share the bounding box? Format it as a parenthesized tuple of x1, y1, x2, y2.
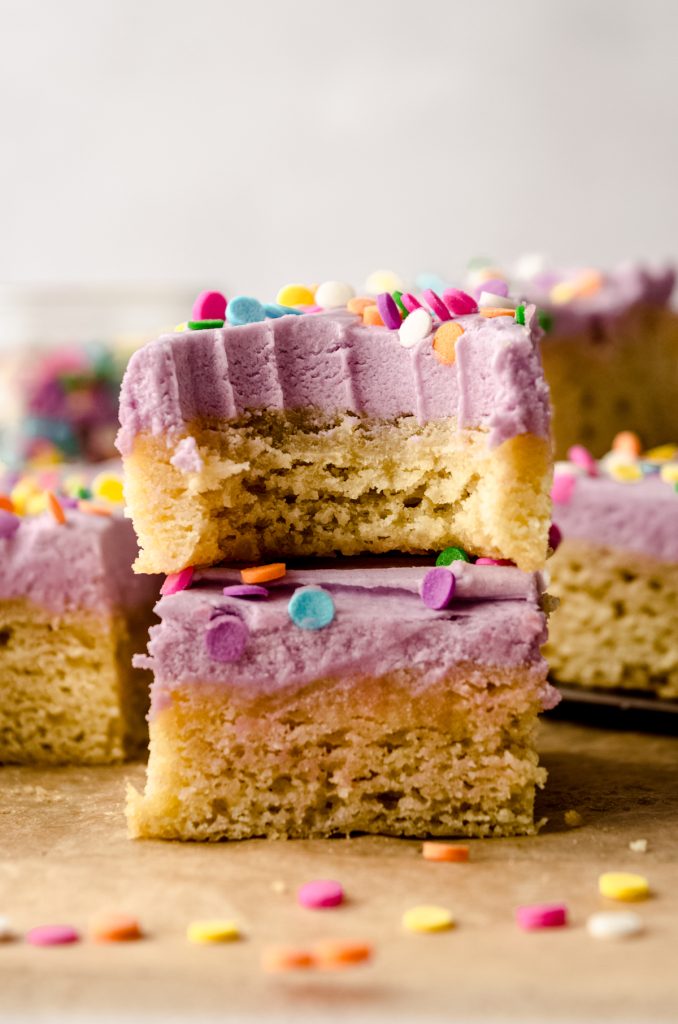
(1, 0, 677, 303)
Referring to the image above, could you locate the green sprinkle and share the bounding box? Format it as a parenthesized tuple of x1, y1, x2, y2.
(436, 546, 470, 567)
(392, 290, 408, 318)
(537, 310, 553, 333)
(77, 486, 92, 500)
(514, 304, 526, 325)
(188, 319, 225, 330)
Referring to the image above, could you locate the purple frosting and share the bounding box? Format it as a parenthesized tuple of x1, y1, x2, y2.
(116, 309, 551, 455)
(137, 562, 556, 716)
(552, 475, 678, 563)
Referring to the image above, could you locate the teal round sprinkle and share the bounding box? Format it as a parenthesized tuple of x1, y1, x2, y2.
(514, 304, 526, 325)
(392, 290, 409, 318)
(288, 586, 335, 630)
(226, 296, 267, 326)
(537, 309, 553, 333)
(188, 319, 225, 330)
(435, 546, 470, 567)
(263, 303, 304, 319)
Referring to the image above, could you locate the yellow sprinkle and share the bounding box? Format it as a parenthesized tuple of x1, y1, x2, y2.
(599, 872, 650, 902)
(607, 462, 643, 483)
(25, 492, 50, 516)
(364, 269, 405, 295)
(10, 479, 40, 515)
(402, 904, 454, 933)
(550, 270, 603, 305)
(62, 474, 87, 498)
(186, 919, 241, 944)
(644, 444, 678, 462)
(174, 322, 188, 332)
(660, 464, 678, 484)
(276, 284, 315, 307)
(91, 472, 124, 504)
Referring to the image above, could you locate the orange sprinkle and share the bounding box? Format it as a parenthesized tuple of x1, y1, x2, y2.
(347, 296, 375, 315)
(78, 501, 113, 517)
(432, 322, 464, 365)
(480, 308, 515, 318)
(47, 491, 66, 525)
(89, 912, 142, 943)
(422, 842, 470, 863)
(312, 938, 373, 968)
(241, 562, 286, 585)
(612, 431, 642, 458)
(362, 304, 385, 327)
(0, 495, 14, 513)
(261, 944, 314, 973)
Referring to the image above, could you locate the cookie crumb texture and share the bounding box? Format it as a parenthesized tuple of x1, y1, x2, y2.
(125, 412, 552, 574)
(127, 667, 547, 840)
(545, 540, 678, 699)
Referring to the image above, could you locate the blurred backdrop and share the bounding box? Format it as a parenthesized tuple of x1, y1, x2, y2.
(1, 0, 677, 344)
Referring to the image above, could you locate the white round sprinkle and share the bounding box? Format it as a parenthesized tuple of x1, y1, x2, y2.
(365, 269, 405, 295)
(0, 917, 13, 941)
(586, 911, 644, 941)
(314, 281, 355, 309)
(513, 253, 548, 281)
(554, 460, 586, 477)
(398, 308, 433, 348)
(478, 291, 517, 310)
(629, 838, 649, 853)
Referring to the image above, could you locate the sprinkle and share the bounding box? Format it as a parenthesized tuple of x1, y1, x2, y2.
(91, 472, 124, 504)
(0, 916, 14, 941)
(514, 303, 526, 325)
(312, 939, 373, 968)
(612, 431, 642, 457)
(161, 567, 194, 596)
(222, 584, 268, 599)
(436, 546, 470, 566)
(315, 281, 355, 309)
(27, 924, 80, 947)
(188, 319, 225, 330)
(288, 586, 335, 630)
(205, 613, 249, 663)
(365, 269, 405, 294)
(475, 557, 514, 566)
(422, 842, 469, 863)
(478, 291, 515, 310)
(599, 872, 650, 902)
(644, 444, 678, 462)
(399, 308, 432, 348)
(480, 308, 515, 318)
(537, 309, 553, 332)
(420, 567, 456, 610)
(347, 296, 376, 315)
(77, 501, 113, 517)
(548, 523, 562, 554)
(479, 278, 509, 298)
(362, 304, 385, 327)
(400, 292, 423, 313)
(174, 322, 188, 332)
(26, 492, 49, 515)
(608, 462, 643, 483)
(297, 879, 344, 909)
(376, 292, 402, 330)
(659, 463, 678, 485)
(629, 839, 648, 853)
(226, 296, 266, 326)
(564, 809, 583, 827)
(241, 563, 286, 585)
(276, 284, 316, 307)
(567, 444, 598, 476)
(552, 474, 577, 505)
(263, 303, 301, 318)
(77, 486, 92, 500)
(550, 270, 603, 305)
(416, 272, 448, 293)
(432, 321, 464, 365)
(47, 491, 66, 525)
(516, 904, 568, 931)
(422, 289, 452, 321)
(187, 919, 241, 944)
(261, 945, 314, 972)
(0, 495, 14, 513)
(442, 288, 477, 316)
(402, 905, 454, 934)
(391, 290, 408, 318)
(192, 290, 227, 321)
(587, 911, 644, 941)
(89, 912, 142, 942)
(0, 510, 20, 539)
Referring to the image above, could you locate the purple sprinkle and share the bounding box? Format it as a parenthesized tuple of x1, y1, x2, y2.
(0, 510, 21, 539)
(420, 567, 456, 610)
(60, 497, 79, 509)
(548, 523, 562, 553)
(222, 584, 269, 599)
(205, 613, 249, 662)
(376, 292, 402, 330)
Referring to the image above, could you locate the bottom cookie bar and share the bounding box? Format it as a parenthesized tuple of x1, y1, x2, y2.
(128, 563, 558, 840)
